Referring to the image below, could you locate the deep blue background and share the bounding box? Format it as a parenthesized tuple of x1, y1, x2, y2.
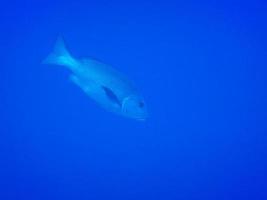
(1, 0, 267, 199)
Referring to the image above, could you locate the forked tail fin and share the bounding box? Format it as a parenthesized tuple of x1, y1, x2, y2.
(42, 37, 77, 67)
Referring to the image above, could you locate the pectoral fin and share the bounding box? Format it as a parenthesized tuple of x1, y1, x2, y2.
(69, 75, 121, 109)
(101, 86, 121, 107)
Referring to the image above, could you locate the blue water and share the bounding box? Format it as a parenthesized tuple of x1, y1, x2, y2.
(1, 0, 267, 199)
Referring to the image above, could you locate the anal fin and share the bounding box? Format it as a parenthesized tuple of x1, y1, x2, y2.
(69, 75, 91, 92)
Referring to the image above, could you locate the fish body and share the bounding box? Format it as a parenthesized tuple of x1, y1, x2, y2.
(44, 37, 148, 120)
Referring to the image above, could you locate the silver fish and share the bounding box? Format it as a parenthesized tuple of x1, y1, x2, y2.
(43, 37, 148, 120)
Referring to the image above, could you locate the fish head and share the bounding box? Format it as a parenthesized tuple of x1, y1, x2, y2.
(121, 95, 148, 121)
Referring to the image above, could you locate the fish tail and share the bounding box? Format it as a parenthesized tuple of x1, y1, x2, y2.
(42, 36, 78, 68)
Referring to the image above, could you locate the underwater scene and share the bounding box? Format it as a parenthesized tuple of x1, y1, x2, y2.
(1, 0, 267, 199)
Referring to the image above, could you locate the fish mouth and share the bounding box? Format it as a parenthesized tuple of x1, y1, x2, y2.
(136, 117, 147, 121)
(135, 113, 148, 121)
(123, 113, 147, 121)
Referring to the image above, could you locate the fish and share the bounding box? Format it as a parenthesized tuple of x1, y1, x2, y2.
(43, 37, 148, 121)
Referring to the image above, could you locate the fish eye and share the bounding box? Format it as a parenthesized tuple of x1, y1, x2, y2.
(138, 101, 144, 108)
